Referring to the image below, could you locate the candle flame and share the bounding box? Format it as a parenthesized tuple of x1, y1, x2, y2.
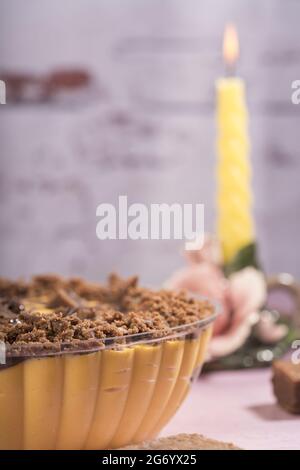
(223, 24, 239, 65)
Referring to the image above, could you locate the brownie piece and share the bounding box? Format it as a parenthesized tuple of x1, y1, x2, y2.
(272, 360, 300, 414)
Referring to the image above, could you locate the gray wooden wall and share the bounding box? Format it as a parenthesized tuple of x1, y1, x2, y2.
(0, 0, 299, 284)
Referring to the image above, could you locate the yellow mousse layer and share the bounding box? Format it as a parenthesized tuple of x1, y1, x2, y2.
(0, 327, 212, 450)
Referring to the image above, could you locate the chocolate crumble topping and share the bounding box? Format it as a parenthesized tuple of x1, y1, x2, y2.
(0, 274, 214, 357)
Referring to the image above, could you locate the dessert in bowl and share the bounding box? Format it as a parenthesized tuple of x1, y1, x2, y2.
(0, 274, 217, 450)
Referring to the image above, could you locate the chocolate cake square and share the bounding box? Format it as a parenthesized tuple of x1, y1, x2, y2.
(272, 360, 300, 414)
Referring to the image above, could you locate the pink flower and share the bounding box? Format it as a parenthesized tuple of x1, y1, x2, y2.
(165, 236, 268, 360)
(209, 267, 266, 359)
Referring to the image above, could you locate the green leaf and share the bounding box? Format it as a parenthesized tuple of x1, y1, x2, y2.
(224, 242, 261, 276)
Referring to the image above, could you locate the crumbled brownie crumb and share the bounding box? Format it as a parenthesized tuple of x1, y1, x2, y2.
(0, 274, 215, 356)
(47, 287, 85, 309)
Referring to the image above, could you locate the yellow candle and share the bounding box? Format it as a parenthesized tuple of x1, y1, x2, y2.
(216, 26, 255, 264)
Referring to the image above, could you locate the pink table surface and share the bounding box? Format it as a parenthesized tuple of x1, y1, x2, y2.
(162, 369, 299, 450)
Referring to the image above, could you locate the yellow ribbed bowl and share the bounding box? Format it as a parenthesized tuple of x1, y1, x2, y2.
(0, 314, 216, 450)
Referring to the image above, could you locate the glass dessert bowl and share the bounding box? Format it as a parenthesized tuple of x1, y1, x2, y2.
(0, 274, 217, 450)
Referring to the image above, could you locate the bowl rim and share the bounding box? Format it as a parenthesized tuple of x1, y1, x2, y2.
(2, 298, 220, 359)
